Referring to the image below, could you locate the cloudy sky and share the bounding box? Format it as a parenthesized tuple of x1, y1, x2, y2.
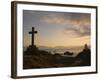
(23, 10, 91, 48)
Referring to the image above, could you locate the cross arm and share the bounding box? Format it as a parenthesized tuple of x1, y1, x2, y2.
(34, 31, 38, 33)
(29, 32, 32, 34)
(29, 31, 38, 34)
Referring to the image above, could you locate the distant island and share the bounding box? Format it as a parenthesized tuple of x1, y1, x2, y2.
(23, 44, 91, 69)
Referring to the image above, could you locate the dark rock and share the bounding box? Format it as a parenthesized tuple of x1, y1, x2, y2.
(64, 51, 74, 56)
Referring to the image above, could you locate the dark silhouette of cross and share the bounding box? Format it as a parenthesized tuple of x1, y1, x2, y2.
(29, 27, 38, 46)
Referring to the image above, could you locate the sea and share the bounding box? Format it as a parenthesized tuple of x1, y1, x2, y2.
(38, 46, 83, 57)
(23, 46, 84, 57)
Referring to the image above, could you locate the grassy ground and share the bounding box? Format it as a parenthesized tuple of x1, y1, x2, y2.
(23, 45, 91, 69)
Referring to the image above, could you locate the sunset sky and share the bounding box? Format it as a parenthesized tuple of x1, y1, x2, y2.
(23, 10, 91, 48)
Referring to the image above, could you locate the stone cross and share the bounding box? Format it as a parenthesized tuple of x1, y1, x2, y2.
(29, 27, 38, 46)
